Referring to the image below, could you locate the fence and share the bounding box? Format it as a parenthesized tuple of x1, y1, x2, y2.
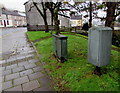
(27, 25, 55, 31)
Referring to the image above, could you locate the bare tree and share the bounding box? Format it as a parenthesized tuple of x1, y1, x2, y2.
(105, 2, 119, 29)
(46, 2, 62, 34)
(89, 1, 92, 27)
(45, 2, 54, 27)
(32, 0, 49, 32)
(65, 1, 100, 28)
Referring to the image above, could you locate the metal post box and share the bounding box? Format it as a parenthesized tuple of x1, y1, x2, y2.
(52, 34, 68, 62)
(88, 26, 112, 67)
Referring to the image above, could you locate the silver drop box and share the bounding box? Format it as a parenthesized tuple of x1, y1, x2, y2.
(88, 26, 112, 67)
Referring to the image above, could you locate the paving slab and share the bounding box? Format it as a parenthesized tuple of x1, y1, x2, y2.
(28, 72, 44, 81)
(15, 54, 26, 59)
(28, 59, 38, 64)
(0, 60, 6, 64)
(22, 80, 40, 91)
(14, 76, 29, 86)
(17, 56, 26, 60)
(2, 76, 4, 82)
(1, 28, 54, 92)
(20, 69, 33, 77)
(2, 67, 5, 71)
(18, 61, 29, 66)
(2, 69, 12, 76)
(38, 76, 51, 87)
(4, 85, 22, 91)
(12, 66, 25, 73)
(24, 63, 36, 69)
(25, 91, 34, 93)
(26, 54, 34, 58)
(33, 85, 53, 91)
(18, 47, 32, 51)
(28, 50, 35, 53)
(0, 76, 4, 82)
(5, 72, 20, 81)
(6, 58, 16, 63)
(33, 66, 43, 72)
(6, 64, 18, 70)
(2, 81, 12, 90)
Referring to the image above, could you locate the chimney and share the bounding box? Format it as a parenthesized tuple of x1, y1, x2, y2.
(2, 7, 6, 10)
(14, 10, 18, 13)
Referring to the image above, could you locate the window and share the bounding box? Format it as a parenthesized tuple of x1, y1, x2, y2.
(0, 15, 1, 19)
(15, 16, 16, 20)
(0, 20, 3, 25)
(6, 15, 8, 19)
(7, 20, 9, 25)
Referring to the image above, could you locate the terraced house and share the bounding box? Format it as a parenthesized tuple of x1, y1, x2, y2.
(0, 7, 26, 27)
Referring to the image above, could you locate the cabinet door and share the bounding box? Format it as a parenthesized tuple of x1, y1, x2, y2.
(88, 30, 100, 66)
(99, 30, 112, 66)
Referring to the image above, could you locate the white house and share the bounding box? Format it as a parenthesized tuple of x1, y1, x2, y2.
(0, 7, 26, 28)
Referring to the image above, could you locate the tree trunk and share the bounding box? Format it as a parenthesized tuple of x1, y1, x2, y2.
(54, 15, 60, 34)
(105, 2, 117, 30)
(51, 12, 54, 34)
(89, 1, 92, 28)
(54, 7, 60, 35)
(51, 13, 54, 27)
(33, 2, 49, 32)
(44, 18, 49, 32)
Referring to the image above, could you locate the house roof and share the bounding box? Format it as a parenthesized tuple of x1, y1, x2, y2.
(2, 8, 25, 17)
(24, 0, 29, 5)
(18, 12, 26, 17)
(58, 13, 70, 18)
(24, 0, 33, 5)
(70, 15, 82, 20)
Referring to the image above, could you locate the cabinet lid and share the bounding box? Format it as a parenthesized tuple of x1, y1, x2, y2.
(89, 26, 112, 32)
(52, 34, 68, 39)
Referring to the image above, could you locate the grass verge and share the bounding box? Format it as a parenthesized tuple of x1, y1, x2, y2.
(27, 31, 120, 91)
(26, 31, 51, 41)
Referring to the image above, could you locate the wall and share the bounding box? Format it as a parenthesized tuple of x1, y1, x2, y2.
(25, 0, 70, 31)
(59, 15, 70, 28)
(0, 11, 4, 27)
(0, 14, 26, 28)
(0, 8, 26, 28)
(0, 14, 13, 27)
(25, 2, 51, 26)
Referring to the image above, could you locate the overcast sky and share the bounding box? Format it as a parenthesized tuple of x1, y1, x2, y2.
(0, 0, 28, 12)
(0, 0, 75, 12)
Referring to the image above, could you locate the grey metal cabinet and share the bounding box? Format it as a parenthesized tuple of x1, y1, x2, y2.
(52, 34, 68, 62)
(88, 26, 112, 67)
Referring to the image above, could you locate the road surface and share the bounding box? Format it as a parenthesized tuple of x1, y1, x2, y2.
(0, 27, 27, 58)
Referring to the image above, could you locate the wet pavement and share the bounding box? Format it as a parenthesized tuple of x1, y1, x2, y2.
(0, 27, 53, 92)
(0, 27, 27, 55)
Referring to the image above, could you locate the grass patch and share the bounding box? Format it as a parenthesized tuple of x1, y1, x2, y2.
(26, 31, 51, 41)
(112, 45, 120, 49)
(27, 31, 120, 91)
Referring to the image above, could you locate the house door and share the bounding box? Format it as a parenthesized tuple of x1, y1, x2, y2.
(4, 20, 6, 27)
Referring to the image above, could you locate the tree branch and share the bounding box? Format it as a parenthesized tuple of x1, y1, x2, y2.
(115, 11, 120, 17)
(28, 3, 34, 12)
(32, 1, 44, 17)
